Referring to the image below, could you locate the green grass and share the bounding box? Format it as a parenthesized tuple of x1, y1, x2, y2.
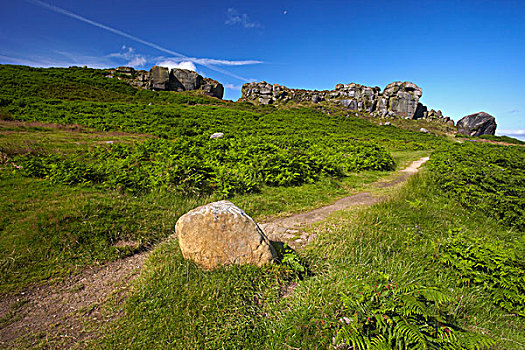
(89, 168, 524, 349)
(0, 120, 144, 155)
(98, 240, 298, 349)
(455, 133, 525, 145)
(1, 64, 523, 349)
(0, 172, 208, 294)
(0, 121, 429, 294)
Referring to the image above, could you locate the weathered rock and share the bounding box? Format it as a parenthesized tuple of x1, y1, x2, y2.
(456, 112, 497, 136)
(240, 80, 437, 121)
(111, 66, 224, 98)
(170, 69, 203, 91)
(175, 201, 277, 269)
(414, 103, 427, 119)
(133, 70, 149, 87)
(426, 109, 444, 120)
(148, 66, 170, 91)
(259, 97, 272, 105)
(201, 78, 224, 99)
(383, 82, 422, 118)
(341, 99, 358, 110)
(210, 132, 224, 139)
(116, 66, 135, 76)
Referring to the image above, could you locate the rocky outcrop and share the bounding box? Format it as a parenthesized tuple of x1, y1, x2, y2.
(414, 105, 455, 125)
(169, 68, 203, 91)
(115, 66, 134, 76)
(201, 77, 224, 99)
(148, 66, 170, 91)
(456, 112, 497, 136)
(382, 82, 422, 118)
(240, 80, 451, 122)
(108, 66, 224, 99)
(175, 201, 277, 270)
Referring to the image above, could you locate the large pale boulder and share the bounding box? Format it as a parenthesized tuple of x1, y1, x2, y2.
(175, 201, 277, 269)
(456, 112, 497, 136)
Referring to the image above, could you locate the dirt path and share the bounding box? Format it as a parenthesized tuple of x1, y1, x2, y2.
(259, 156, 429, 248)
(0, 253, 148, 349)
(0, 156, 429, 349)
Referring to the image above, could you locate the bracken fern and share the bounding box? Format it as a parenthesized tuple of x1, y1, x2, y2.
(336, 283, 494, 349)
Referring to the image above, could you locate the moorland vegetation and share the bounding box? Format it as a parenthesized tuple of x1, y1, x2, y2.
(0, 65, 523, 349)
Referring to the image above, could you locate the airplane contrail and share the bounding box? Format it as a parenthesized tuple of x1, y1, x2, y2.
(26, 0, 252, 81)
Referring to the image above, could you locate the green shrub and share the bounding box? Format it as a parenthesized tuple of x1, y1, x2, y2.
(439, 229, 525, 316)
(428, 142, 525, 230)
(337, 282, 494, 349)
(12, 137, 394, 196)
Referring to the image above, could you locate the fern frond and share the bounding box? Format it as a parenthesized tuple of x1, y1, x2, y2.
(393, 316, 427, 349)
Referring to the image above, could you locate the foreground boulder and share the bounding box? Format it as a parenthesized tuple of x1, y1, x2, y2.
(175, 201, 277, 269)
(456, 112, 497, 136)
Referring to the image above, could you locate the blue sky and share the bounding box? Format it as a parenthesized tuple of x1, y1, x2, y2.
(1, 0, 524, 139)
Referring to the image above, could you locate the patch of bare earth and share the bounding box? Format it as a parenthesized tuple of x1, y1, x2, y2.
(0, 252, 148, 349)
(0, 119, 152, 138)
(468, 138, 524, 147)
(0, 157, 429, 349)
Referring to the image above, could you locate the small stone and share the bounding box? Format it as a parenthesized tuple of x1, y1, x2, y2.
(210, 132, 224, 139)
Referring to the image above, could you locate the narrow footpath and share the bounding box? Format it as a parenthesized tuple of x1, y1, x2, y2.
(260, 156, 429, 248)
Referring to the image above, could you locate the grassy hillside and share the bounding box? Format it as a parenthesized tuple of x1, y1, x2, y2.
(0, 65, 523, 349)
(0, 64, 441, 293)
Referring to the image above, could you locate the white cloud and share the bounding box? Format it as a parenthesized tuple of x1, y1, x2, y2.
(154, 57, 262, 71)
(498, 129, 525, 136)
(224, 83, 242, 90)
(108, 46, 146, 67)
(497, 129, 525, 141)
(225, 8, 261, 29)
(192, 58, 263, 66)
(127, 56, 146, 67)
(157, 60, 197, 72)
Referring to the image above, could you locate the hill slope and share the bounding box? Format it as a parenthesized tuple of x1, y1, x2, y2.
(0, 65, 523, 349)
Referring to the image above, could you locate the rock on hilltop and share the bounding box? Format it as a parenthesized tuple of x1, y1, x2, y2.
(456, 112, 497, 136)
(241, 80, 453, 124)
(109, 66, 224, 99)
